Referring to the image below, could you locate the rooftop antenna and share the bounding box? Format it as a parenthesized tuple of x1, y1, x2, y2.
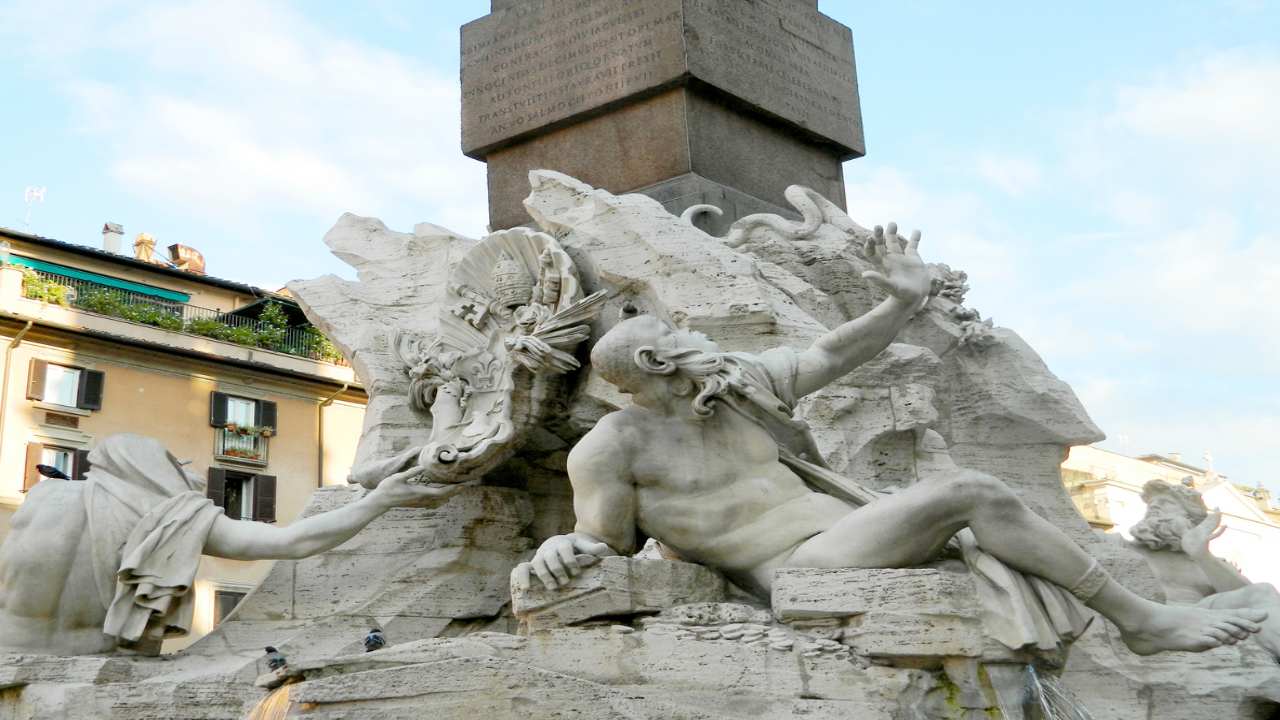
(23, 186, 46, 230)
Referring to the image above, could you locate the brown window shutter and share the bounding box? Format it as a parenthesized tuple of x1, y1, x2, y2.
(207, 467, 227, 508)
(253, 475, 276, 523)
(210, 391, 229, 427)
(26, 359, 47, 400)
(73, 449, 91, 480)
(76, 370, 105, 411)
(256, 400, 278, 433)
(23, 442, 42, 492)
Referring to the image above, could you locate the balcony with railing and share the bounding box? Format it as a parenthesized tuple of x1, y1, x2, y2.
(214, 426, 270, 466)
(19, 267, 347, 366)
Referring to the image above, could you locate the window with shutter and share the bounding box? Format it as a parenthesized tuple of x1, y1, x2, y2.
(23, 442, 41, 492)
(256, 400, 278, 433)
(210, 391, 230, 427)
(74, 449, 91, 480)
(253, 474, 276, 523)
(213, 590, 247, 626)
(207, 467, 227, 508)
(226, 396, 256, 427)
(77, 370, 105, 410)
(40, 447, 74, 479)
(26, 359, 47, 400)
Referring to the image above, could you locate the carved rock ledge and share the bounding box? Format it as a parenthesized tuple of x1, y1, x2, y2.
(511, 556, 728, 632)
(773, 562, 1066, 668)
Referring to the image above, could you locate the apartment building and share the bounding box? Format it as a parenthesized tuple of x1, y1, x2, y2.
(0, 224, 366, 651)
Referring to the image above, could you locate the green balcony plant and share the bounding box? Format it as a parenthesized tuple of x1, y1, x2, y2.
(20, 268, 70, 306)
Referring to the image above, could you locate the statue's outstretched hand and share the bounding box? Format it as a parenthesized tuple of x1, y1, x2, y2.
(368, 465, 465, 509)
(514, 533, 616, 590)
(862, 222, 932, 308)
(1181, 510, 1227, 557)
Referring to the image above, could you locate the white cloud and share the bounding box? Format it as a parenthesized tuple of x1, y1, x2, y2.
(974, 153, 1042, 196)
(1112, 50, 1280, 154)
(842, 163, 1019, 298)
(1056, 49, 1280, 361)
(1047, 49, 1280, 489)
(1, 0, 490, 262)
(843, 49, 1280, 489)
(1066, 49, 1280, 229)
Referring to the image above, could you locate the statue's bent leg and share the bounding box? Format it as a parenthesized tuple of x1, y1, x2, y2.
(787, 469, 1096, 584)
(787, 468, 1269, 655)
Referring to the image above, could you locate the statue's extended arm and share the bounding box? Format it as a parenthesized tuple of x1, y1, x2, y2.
(1181, 511, 1251, 593)
(203, 465, 462, 561)
(514, 417, 632, 590)
(793, 223, 933, 398)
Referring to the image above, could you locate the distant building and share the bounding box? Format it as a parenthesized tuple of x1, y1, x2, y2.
(0, 225, 367, 651)
(1063, 445, 1280, 587)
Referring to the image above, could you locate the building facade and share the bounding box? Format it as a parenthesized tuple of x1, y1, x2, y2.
(0, 226, 367, 651)
(1063, 445, 1280, 588)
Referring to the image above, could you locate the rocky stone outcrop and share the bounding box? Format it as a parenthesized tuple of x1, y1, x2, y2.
(5, 172, 1276, 719)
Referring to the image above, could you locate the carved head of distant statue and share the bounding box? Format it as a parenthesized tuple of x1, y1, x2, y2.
(590, 313, 737, 418)
(1130, 479, 1209, 552)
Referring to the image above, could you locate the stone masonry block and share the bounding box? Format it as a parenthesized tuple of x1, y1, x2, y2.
(772, 564, 981, 622)
(511, 556, 727, 631)
(773, 564, 988, 664)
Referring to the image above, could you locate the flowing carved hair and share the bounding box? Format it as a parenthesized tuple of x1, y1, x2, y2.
(633, 345, 738, 418)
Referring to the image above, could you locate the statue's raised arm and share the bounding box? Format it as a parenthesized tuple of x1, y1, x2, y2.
(793, 223, 932, 398)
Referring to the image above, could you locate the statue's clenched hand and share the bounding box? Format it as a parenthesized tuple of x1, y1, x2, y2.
(1181, 510, 1227, 557)
(861, 222, 931, 307)
(513, 533, 617, 590)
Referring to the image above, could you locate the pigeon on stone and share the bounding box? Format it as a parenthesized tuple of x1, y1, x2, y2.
(264, 646, 287, 671)
(363, 628, 386, 653)
(35, 464, 71, 480)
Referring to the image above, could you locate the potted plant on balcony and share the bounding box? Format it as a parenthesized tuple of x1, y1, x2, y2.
(222, 423, 275, 438)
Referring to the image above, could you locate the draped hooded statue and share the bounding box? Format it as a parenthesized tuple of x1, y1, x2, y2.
(0, 433, 459, 655)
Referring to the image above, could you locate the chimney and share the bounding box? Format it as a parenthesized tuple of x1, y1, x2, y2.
(1168, 452, 1182, 462)
(168, 243, 206, 275)
(102, 222, 124, 254)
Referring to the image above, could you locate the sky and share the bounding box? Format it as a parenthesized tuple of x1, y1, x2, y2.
(0, 1, 1277, 492)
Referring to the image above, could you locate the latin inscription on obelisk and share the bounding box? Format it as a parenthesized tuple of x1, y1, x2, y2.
(462, 0, 864, 231)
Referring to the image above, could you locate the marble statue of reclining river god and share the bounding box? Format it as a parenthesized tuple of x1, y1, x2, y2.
(515, 222, 1269, 657)
(0, 433, 460, 656)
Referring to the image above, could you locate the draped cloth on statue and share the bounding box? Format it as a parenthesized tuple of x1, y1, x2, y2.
(717, 347, 1095, 652)
(85, 434, 224, 644)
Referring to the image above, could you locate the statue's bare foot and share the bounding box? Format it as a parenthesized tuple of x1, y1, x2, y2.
(1120, 604, 1266, 655)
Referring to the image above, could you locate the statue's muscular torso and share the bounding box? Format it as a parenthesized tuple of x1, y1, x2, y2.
(1129, 542, 1218, 605)
(600, 403, 848, 574)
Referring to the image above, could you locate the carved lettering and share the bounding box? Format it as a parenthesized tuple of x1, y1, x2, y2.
(462, 0, 684, 152)
(461, 0, 861, 154)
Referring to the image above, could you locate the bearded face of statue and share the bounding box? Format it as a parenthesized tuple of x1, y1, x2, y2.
(1130, 496, 1196, 552)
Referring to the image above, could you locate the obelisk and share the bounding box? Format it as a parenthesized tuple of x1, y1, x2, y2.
(461, 0, 864, 233)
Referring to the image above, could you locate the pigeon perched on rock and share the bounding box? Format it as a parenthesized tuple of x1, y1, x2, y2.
(264, 646, 287, 671)
(35, 464, 71, 481)
(363, 628, 386, 653)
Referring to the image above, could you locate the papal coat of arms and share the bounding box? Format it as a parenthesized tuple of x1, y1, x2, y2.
(352, 227, 606, 487)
